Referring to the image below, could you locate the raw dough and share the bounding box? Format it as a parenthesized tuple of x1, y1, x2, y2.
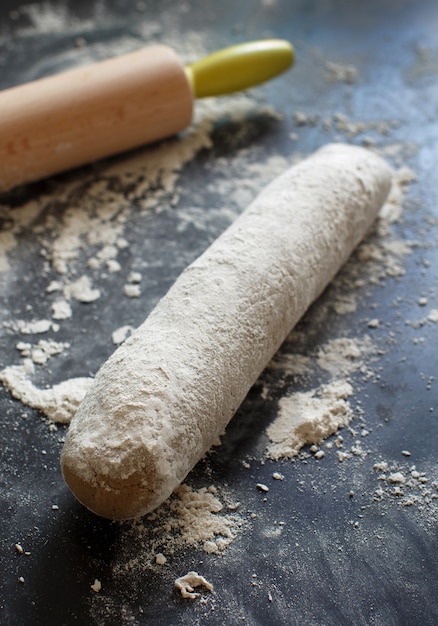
(174, 571, 214, 599)
(61, 144, 392, 519)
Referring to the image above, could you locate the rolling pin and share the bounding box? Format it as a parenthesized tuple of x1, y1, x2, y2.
(0, 40, 293, 191)
(61, 144, 392, 520)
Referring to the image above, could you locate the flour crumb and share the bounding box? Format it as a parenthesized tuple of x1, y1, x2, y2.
(272, 472, 284, 481)
(427, 309, 438, 323)
(388, 472, 406, 484)
(106, 259, 121, 273)
(155, 553, 167, 566)
(127, 271, 142, 284)
(46, 280, 63, 293)
(373, 461, 388, 472)
(112, 325, 134, 345)
(52, 299, 72, 320)
(174, 571, 213, 600)
(65, 276, 101, 303)
(12, 319, 53, 335)
(367, 318, 380, 329)
(123, 284, 141, 298)
(90, 579, 102, 593)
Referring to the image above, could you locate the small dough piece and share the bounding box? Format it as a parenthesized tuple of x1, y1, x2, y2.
(61, 144, 392, 519)
(174, 571, 214, 599)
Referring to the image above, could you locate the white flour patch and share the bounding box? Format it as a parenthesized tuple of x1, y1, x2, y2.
(266, 380, 354, 460)
(265, 335, 377, 460)
(317, 336, 375, 376)
(138, 484, 242, 555)
(110, 484, 244, 583)
(0, 362, 93, 424)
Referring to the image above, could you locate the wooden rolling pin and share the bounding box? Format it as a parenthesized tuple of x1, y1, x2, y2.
(0, 40, 293, 191)
(61, 144, 392, 520)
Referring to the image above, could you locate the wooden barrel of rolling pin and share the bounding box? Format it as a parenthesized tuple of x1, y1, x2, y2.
(0, 45, 193, 191)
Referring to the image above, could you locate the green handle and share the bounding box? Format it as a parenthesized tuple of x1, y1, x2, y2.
(185, 39, 294, 99)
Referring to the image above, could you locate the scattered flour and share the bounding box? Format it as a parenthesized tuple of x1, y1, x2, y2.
(293, 109, 399, 140)
(372, 461, 438, 524)
(145, 485, 242, 555)
(6, 319, 54, 335)
(266, 380, 354, 460)
(15, 339, 70, 366)
(265, 334, 378, 460)
(316, 336, 374, 376)
(16, 2, 83, 34)
(0, 362, 92, 423)
(332, 112, 396, 138)
(325, 60, 358, 84)
(110, 485, 243, 584)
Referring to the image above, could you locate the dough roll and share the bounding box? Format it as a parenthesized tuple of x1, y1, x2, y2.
(61, 143, 392, 520)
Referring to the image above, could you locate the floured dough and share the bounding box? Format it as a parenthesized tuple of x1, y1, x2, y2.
(61, 143, 392, 520)
(174, 571, 214, 600)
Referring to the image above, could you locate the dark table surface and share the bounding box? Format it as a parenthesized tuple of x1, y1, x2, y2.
(1, 1, 437, 625)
